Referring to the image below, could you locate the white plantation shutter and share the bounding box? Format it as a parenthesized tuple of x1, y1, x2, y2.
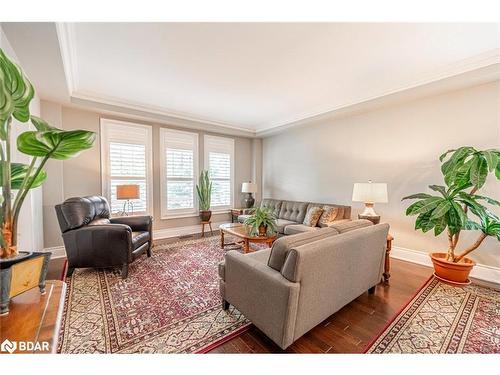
(100, 119, 153, 215)
(204, 135, 234, 210)
(160, 128, 199, 217)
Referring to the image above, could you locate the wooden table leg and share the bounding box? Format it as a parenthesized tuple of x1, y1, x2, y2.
(243, 239, 250, 253)
(209, 222, 213, 236)
(220, 231, 225, 249)
(384, 235, 393, 283)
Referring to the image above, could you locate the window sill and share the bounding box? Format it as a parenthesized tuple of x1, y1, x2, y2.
(161, 210, 230, 220)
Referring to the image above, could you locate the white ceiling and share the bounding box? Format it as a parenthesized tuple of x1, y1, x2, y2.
(3, 23, 500, 135)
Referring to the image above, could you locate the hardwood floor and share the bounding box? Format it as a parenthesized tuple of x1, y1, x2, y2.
(46, 242, 434, 353)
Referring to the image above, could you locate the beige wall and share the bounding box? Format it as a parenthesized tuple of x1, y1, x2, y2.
(262, 81, 500, 267)
(41, 102, 256, 247)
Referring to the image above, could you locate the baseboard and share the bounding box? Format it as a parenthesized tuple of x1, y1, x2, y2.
(391, 246, 500, 285)
(153, 221, 230, 240)
(41, 245, 66, 259)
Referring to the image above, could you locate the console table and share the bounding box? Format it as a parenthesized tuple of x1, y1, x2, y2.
(384, 234, 393, 283)
(0, 280, 66, 353)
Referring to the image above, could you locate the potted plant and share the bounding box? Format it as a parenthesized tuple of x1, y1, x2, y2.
(244, 207, 278, 237)
(196, 170, 213, 222)
(0, 48, 95, 314)
(402, 146, 500, 284)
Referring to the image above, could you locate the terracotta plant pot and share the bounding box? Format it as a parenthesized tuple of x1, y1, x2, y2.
(258, 224, 267, 237)
(199, 210, 212, 222)
(430, 252, 476, 284)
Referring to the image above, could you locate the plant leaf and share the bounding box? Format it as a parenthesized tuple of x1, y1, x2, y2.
(430, 200, 451, 220)
(464, 220, 482, 231)
(17, 129, 96, 160)
(402, 193, 433, 200)
(433, 216, 447, 236)
(31, 115, 58, 131)
(469, 156, 488, 189)
(0, 162, 47, 189)
(428, 185, 447, 197)
(483, 150, 498, 172)
(473, 195, 500, 208)
(439, 148, 456, 162)
(413, 197, 443, 215)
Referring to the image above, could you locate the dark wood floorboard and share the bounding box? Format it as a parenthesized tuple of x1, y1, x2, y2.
(46, 242, 438, 353)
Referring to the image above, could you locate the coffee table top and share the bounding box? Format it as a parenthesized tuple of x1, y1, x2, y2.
(219, 223, 277, 240)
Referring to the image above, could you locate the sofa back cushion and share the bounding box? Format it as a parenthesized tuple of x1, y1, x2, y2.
(329, 219, 373, 233)
(260, 199, 282, 217)
(279, 201, 309, 222)
(268, 226, 339, 272)
(55, 196, 111, 233)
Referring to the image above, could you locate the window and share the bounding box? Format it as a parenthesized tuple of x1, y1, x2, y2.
(100, 119, 153, 215)
(160, 128, 199, 217)
(204, 135, 234, 210)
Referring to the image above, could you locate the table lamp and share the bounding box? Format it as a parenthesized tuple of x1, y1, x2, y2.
(241, 182, 257, 208)
(352, 181, 388, 224)
(117, 184, 140, 216)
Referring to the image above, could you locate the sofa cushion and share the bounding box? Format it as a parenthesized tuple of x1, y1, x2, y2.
(238, 214, 251, 224)
(268, 227, 339, 272)
(303, 206, 324, 227)
(218, 248, 271, 281)
(260, 199, 282, 217)
(132, 231, 150, 248)
(317, 206, 339, 228)
(278, 201, 309, 222)
(88, 218, 111, 226)
(276, 219, 297, 234)
(284, 224, 319, 235)
(329, 219, 373, 233)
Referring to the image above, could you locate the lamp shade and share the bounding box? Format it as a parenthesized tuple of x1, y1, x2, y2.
(241, 182, 257, 193)
(116, 184, 140, 200)
(352, 182, 388, 203)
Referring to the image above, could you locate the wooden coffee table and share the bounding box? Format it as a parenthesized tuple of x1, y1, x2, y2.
(219, 223, 277, 253)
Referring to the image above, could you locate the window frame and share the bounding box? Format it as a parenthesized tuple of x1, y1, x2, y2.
(159, 127, 199, 219)
(100, 118, 153, 217)
(204, 134, 235, 212)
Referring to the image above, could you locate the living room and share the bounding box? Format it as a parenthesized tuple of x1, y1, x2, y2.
(1, 1, 499, 372)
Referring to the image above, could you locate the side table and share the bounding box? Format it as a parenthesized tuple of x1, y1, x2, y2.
(384, 234, 394, 283)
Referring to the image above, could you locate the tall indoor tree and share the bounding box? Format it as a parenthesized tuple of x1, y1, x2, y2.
(0, 48, 96, 258)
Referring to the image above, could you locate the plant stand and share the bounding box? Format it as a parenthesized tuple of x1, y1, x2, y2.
(0, 251, 51, 316)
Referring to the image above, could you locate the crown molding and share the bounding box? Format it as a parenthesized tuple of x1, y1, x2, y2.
(256, 56, 500, 137)
(56, 22, 78, 95)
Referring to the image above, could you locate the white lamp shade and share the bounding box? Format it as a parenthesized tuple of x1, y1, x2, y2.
(352, 182, 388, 203)
(241, 182, 257, 193)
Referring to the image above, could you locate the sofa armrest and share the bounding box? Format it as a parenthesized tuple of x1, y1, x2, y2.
(62, 224, 133, 267)
(110, 215, 153, 232)
(224, 250, 300, 349)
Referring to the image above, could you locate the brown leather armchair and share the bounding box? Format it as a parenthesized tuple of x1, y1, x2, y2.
(55, 196, 153, 279)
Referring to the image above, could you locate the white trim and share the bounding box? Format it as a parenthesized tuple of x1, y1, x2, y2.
(100, 118, 154, 216)
(41, 246, 66, 259)
(391, 246, 500, 285)
(55, 22, 79, 94)
(153, 221, 230, 240)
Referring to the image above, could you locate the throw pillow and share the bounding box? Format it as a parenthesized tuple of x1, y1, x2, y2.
(318, 206, 339, 227)
(303, 206, 324, 227)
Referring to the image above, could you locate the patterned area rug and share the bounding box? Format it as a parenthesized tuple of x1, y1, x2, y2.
(366, 277, 500, 353)
(58, 235, 263, 354)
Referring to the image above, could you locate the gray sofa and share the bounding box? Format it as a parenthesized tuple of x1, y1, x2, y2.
(218, 219, 389, 349)
(237, 198, 352, 235)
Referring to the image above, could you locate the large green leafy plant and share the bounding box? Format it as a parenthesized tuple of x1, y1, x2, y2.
(244, 207, 277, 236)
(0, 49, 96, 258)
(196, 170, 212, 211)
(403, 147, 500, 263)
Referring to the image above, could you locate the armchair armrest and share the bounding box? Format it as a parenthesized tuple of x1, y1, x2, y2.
(110, 215, 153, 232)
(224, 251, 300, 349)
(62, 224, 133, 267)
(242, 208, 256, 215)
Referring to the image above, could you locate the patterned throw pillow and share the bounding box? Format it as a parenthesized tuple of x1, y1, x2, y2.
(303, 206, 324, 227)
(318, 206, 339, 228)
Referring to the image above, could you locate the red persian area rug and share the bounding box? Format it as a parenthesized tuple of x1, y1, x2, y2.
(58, 235, 262, 354)
(366, 277, 500, 353)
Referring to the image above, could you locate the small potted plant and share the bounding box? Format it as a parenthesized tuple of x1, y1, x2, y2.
(244, 207, 278, 236)
(402, 146, 500, 284)
(196, 170, 213, 222)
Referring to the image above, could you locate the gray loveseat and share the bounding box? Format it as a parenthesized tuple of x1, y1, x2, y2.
(219, 219, 389, 349)
(237, 198, 352, 235)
